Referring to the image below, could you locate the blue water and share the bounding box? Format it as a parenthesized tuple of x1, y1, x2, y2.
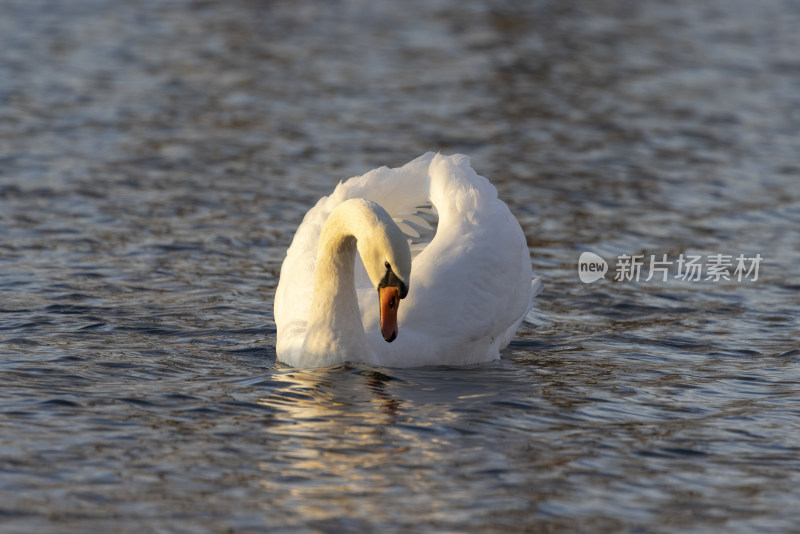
(1, 0, 799, 532)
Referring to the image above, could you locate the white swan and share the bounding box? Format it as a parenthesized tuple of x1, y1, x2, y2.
(274, 153, 542, 368)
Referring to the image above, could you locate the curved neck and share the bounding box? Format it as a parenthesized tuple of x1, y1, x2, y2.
(300, 206, 372, 366)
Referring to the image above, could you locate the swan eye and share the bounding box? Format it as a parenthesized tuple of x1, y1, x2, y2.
(385, 261, 391, 270)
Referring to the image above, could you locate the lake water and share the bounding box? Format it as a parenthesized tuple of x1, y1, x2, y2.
(1, 0, 799, 532)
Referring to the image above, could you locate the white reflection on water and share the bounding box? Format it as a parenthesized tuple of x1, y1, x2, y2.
(256, 365, 520, 528)
(258, 368, 419, 525)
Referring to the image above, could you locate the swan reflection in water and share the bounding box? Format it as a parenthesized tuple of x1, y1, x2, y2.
(259, 365, 406, 429)
(255, 366, 414, 524)
(255, 365, 482, 525)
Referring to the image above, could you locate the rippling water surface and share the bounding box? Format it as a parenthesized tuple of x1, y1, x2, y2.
(1, 0, 799, 532)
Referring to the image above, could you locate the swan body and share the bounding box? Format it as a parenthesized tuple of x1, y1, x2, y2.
(275, 153, 542, 368)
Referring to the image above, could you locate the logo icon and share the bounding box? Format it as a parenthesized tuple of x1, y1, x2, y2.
(578, 252, 608, 283)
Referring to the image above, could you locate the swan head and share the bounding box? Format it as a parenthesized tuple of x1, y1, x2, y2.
(376, 260, 408, 342)
(352, 200, 411, 343)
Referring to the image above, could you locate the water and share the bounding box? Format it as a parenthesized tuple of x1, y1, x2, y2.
(1, 0, 799, 531)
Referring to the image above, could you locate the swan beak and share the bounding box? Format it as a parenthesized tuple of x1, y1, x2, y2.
(379, 286, 400, 342)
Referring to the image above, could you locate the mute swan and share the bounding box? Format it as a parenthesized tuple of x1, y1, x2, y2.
(275, 153, 542, 368)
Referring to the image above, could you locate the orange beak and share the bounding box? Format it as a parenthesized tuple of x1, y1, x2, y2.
(379, 286, 400, 342)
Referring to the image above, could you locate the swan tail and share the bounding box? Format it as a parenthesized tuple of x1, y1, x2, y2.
(531, 276, 544, 300)
(523, 276, 544, 323)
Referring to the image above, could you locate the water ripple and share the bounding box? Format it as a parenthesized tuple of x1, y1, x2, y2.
(1, 0, 799, 531)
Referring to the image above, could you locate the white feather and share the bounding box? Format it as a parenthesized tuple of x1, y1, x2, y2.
(274, 153, 541, 367)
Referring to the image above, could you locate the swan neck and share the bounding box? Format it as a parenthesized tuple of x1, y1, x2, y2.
(301, 208, 370, 365)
